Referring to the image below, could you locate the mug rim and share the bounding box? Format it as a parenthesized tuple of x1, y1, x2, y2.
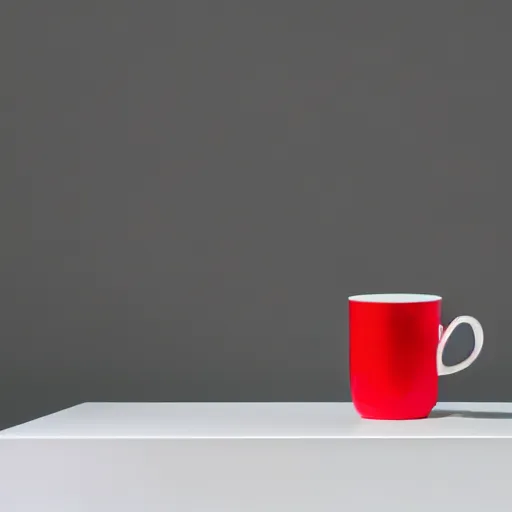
(348, 293, 442, 303)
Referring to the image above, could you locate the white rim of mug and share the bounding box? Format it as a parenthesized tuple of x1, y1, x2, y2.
(348, 293, 442, 303)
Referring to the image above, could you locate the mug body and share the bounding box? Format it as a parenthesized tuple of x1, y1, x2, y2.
(349, 293, 442, 420)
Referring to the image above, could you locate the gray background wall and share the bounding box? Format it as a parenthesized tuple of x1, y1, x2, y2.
(1, 2, 507, 430)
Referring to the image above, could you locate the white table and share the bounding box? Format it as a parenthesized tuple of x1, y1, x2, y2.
(1, 402, 511, 511)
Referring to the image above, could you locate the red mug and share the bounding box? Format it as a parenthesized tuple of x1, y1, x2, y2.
(349, 293, 484, 420)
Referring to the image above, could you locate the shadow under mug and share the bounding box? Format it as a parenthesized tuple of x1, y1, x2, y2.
(349, 293, 484, 420)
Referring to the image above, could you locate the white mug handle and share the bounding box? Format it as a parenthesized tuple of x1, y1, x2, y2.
(437, 316, 484, 376)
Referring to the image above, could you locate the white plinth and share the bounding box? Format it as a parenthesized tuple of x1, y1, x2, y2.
(1, 402, 511, 511)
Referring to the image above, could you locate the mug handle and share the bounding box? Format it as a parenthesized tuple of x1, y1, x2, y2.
(437, 316, 484, 376)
